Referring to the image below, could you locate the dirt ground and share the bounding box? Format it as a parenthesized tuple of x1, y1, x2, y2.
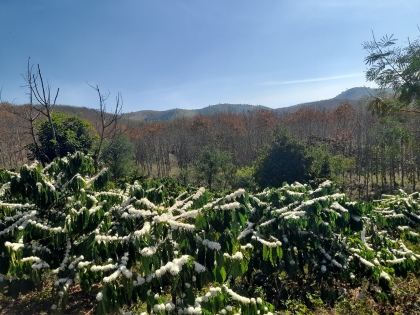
(0, 284, 96, 315)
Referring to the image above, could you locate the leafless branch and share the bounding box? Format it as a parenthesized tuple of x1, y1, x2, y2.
(88, 82, 123, 165)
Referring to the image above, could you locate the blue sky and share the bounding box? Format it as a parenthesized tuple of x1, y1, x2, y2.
(0, 0, 419, 112)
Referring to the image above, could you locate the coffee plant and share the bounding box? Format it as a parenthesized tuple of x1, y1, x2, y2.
(0, 153, 419, 314)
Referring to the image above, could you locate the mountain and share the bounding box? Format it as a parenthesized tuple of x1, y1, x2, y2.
(197, 103, 271, 115)
(123, 104, 272, 122)
(273, 98, 359, 115)
(123, 87, 387, 122)
(124, 108, 196, 122)
(333, 87, 392, 100)
(273, 87, 395, 114)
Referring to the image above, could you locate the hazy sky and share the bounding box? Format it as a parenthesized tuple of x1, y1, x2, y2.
(1, 0, 419, 112)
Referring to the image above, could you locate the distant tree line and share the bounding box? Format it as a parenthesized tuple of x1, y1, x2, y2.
(2, 97, 420, 199)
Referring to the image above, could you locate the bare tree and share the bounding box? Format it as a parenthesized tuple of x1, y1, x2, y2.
(13, 58, 62, 161)
(1, 60, 54, 166)
(31, 64, 60, 158)
(88, 83, 123, 165)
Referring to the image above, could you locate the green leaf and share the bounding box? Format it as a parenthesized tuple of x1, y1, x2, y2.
(218, 266, 227, 283)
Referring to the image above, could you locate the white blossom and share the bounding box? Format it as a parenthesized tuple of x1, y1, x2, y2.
(354, 254, 375, 268)
(103, 269, 121, 283)
(386, 257, 406, 264)
(251, 235, 281, 248)
(331, 259, 342, 268)
(169, 264, 180, 275)
(154, 303, 166, 312)
(260, 218, 277, 227)
(225, 189, 245, 201)
(31, 261, 50, 270)
(223, 285, 251, 304)
(140, 246, 157, 257)
(21, 256, 41, 263)
(121, 266, 133, 279)
(4, 240, 24, 251)
(194, 262, 206, 273)
(91, 263, 118, 272)
(78, 261, 91, 269)
(330, 202, 348, 213)
(380, 271, 391, 282)
(237, 222, 255, 240)
(219, 202, 241, 211)
(167, 220, 196, 231)
(192, 187, 206, 200)
(241, 243, 253, 250)
(165, 302, 175, 311)
(223, 252, 244, 260)
(139, 198, 157, 210)
(202, 239, 222, 251)
(136, 275, 145, 285)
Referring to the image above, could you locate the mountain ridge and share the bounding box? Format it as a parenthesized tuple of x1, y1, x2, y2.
(123, 87, 386, 122)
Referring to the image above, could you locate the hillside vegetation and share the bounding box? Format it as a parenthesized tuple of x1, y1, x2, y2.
(2, 95, 419, 201)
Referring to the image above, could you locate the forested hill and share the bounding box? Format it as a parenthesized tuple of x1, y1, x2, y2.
(122, 104, 272, 122)
(333, 86, 392, 100)
(123, 86, 387, 122)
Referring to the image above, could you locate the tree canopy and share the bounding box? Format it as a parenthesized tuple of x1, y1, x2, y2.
(27, 112, 96, 164)
(253, 133, 313, 188)
(101, 135, 134, 181)
(363, 32, 420, 111)
(195, 147, 234, 190)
